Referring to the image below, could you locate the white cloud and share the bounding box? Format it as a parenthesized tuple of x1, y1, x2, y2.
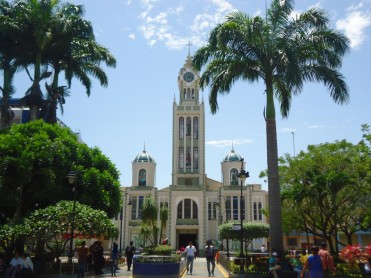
(136, 0, 236, 50)
(336, 1, 371, 49)
(308, 124, 325, 129)
(128, 33, 135, 40)
(279, 128, 295, 133)
(206, 138, 252, 147)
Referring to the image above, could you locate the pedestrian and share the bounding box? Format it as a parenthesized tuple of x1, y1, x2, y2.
(76, 241, 89, 278)
(205, 240, 216, 276)
(184, 241, 197, 275)
(110, 242, 119, 277)
(268, 252, 281, 278)
(125, 241, 135, 271)
(215, 249, 220, 265)
(301, 246, 325, 278)
(288, 251, 302, 278)
(0, 258, 6, 278)
(20, 253, 33, 278)
(318, 243, 334, 278)
(5, 252, 22, 278)
(260, 244, 265, 253)
(92, 241, 104, 275)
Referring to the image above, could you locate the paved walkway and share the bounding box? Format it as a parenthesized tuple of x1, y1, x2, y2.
(74, 258, 228, 278)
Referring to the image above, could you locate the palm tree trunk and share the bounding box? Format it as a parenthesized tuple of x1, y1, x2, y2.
(266, 118, 284, 255)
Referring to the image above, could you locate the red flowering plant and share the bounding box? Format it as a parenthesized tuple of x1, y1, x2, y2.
(338, 244, 371, 273)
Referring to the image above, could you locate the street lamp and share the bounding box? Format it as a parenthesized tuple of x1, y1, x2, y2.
(238, 159, 249, 272)
(66, 171, 78, 261)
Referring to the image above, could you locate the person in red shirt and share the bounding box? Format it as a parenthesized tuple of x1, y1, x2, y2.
(77, 241, 90, 278)
(318, 243, 334, 278)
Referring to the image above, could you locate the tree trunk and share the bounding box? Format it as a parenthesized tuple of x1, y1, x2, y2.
(266, 118, 284, 256)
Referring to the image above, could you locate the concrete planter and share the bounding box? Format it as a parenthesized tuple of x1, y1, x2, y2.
(132, 256, 186, 278)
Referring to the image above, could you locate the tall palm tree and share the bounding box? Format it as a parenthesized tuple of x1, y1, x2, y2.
(0, 0, 21, 129)
(158, 206, 169, 245)
(193, 0, 349, 255)
(15, 0, 60, 121)
(142, 196, 159, 246)
(43, 3, 116, 123)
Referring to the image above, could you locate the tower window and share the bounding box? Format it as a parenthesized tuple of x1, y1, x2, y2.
(179, 117, 184, 139)
(179, 147, 184, 169)
(131, 196, 144, 220)
(193, 117, 198, 139)
(187, 88, 191, 99)
(230, 168, 238, 185)
(186, 117, 191, 138)
(138, 169, 147, 186)
(186, 147, 191, 168)
(193, 147, 198, 169)
(192, 89, 195, 99)
(183, 88, 186, 99)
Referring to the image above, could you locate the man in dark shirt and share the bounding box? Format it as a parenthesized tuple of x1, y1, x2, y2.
(125, 241, 135, 271)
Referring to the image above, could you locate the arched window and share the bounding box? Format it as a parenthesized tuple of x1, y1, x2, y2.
(186, 117, 191, 137)
(177, 199, 198, 219)
(193, 117, 198, 139)
(192, 89, 195, 99)
(187, 88, 191, 99)
(230, 168, 238, 185)
(138, 169, 146, 186)
(179, 117, 184, 139)
(184, 88, 186, 99)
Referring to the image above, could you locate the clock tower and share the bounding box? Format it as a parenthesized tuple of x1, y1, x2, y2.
(172, 54, 206, 187)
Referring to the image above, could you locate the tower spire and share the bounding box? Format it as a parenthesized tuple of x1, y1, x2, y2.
(186, 40, 192, 56)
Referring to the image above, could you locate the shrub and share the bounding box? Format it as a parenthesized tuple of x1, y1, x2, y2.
(145, 245, 173, 256)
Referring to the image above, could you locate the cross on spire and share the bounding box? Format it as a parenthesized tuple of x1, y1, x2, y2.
(186, 41, 192, 56)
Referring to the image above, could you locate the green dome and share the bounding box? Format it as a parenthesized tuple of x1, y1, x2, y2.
(133, 150, 154, 163)
(223, 149, 243, 162)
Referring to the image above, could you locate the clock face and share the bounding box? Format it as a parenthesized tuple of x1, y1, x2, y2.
(183, 71, 194, 82)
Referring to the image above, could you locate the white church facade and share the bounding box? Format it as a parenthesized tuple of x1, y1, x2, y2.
(117, 55, 268, 254)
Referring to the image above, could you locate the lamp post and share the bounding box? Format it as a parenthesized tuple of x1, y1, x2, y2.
(237, 159, 249, 273)
(119, 206, 123, 253)
(66, 171, 78, 261)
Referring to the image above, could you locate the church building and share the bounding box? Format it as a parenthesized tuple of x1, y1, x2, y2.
(118, 54, 268, 254)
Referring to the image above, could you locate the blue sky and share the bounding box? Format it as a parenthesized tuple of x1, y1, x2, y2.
(8, 0, 371, 189)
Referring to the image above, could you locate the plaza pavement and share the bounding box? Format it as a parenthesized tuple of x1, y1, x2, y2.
(64, 257, 229, 278)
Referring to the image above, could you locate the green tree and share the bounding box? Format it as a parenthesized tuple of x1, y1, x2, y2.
(141, 196, 159, 246)
(43, 2, 116, 123)
(0, 0, 22, 130)
(193, 0, 350, 254)
(0, 201, 117, 261)
(0, 120, 121, 224)
(280, 137, 370, 254)
(219, 222, 269, 256)
(158, 206, 169, 244)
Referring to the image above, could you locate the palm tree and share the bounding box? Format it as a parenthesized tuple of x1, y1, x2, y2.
(158, 206, 169, 245)
(14, 0, 60, 121)
(0, 0, 21, 129)
(43, 3, 116, 123)
(142, 196, 159, 246)
(193, 0, 349, 255)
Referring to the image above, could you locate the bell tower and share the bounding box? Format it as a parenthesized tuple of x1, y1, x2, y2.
(172, 54, 205, 187)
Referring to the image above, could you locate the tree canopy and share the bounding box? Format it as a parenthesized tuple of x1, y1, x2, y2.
(219, 221, 269, 256)
(0, 120, 121, 224)
(280, 126, 371, 254)
(193, 0, 350, 255)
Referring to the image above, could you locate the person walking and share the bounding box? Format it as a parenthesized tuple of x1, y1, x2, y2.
(76, 241, 89, 278)
(301, 246, 325, 278)
(184, 241, 197, 275)
(318, 243, 334, 278)
(205, 240, 216, 276)
(110, 242, 119, 277)
(268, 252, 281, 278)
(125, 241, 135, 271)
